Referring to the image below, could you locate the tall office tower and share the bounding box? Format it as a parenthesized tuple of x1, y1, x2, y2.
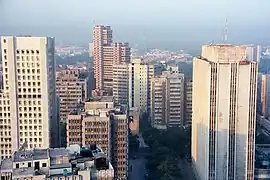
(92, 25, 131, 94)
(192, 45, 257, 180)
(56, 69, 88, 122)
(261, 74, 270, 118)
(129, 58, 154, 113)
(113, 63, 129, 105)
(0, 36, 59, 160)
(67, 96, 129, 179)
(184, 77, 192, 123)
(151, 71, 185, 129)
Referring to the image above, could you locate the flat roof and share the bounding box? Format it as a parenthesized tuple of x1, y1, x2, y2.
(0, 158, 12, 172)
(86, 96, 114, 103)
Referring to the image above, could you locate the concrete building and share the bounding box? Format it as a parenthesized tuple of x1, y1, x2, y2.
(129, 58, 154, 113)
(92, 25, 131, 94)
(184, 77, 192, 123)
(192, 45, 257, 180)
(113, 63, 129, 105)
(246, 45, 261, 63)
(151, 71, 185, 129)
(254, 145, 270, 180)
(0, 36, 59, 160)
(56, 69, 88, 122)
(67, 97, 129, 179)
(0, 144, 114, 179)
(261, 74, 270, 118)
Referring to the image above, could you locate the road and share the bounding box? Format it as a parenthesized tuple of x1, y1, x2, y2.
(129, 154, 147, 180)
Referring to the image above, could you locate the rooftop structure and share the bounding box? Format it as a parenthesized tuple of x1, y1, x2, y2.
(0, 144, 114, 179)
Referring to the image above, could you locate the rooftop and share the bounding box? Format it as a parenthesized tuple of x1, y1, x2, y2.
(86, 96, 114, 103)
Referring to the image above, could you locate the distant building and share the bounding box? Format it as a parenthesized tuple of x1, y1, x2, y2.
(92, 25, 131, 95)
(0, 144, 114, 179)
(128, 58, 154, 113)
(184, 78, 192, 123)
(192, 45, 257, 180)
(261, 74, 270, 118)
(67, 96, 129, 179)
(246, 45, 261, 63)
(113, 63, 129, 105)
(56, 69, 88, 122)
(0, 36, 59, 160)
(151, 70, 185, 129)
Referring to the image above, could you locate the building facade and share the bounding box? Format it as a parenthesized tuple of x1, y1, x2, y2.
(192, 45, 257, 180)
(184, 77, 192, 123)
(56, 69, 88, 122)
(151, 71, 185, 129)
(261, 74, 270, 118)
(92, 25, 130, 94)
(67, 97, 129, 179)
(113, 63, 129, 105)
(128, 58, 154, 113)
(0, 36, 59, 160)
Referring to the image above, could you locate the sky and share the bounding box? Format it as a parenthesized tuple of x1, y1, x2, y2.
(0, 0, 269, 54)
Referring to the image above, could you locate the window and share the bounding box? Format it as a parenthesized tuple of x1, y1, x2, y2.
(3, 39, 6, 43)
(42, 163, 46, 167)
(16, 163, 19, 168)
(28, 162, 31, 167)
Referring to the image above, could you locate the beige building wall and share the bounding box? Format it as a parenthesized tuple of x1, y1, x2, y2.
(192, 45, 257, 180)
(0, 36, 58, 160)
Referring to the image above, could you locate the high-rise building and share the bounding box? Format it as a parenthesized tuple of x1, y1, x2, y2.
(92, 25, 131, 94)
(67, 96, 129, 179)
(192, 45, 257, 180)
(0, 36, 59, 160)
(0, 144, 114, 179)
(56, 69, 88, 122)
(184, 77, 192, 123)
(128, 58, 154, 113)
(151, 71, 185, 129)
(113, 63, 129, 105)
(261, 74, 270, 118)
(246, 45, 261, 63)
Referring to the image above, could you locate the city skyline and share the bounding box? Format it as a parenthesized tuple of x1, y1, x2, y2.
(1, 0, 270, 53)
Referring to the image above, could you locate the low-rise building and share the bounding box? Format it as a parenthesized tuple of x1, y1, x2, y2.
(0, 144, 114, 179)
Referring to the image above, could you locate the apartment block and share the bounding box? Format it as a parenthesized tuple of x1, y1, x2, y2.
(151, 71, 185, 129)
(192, 45, 257, 180)
(67, 96, 129, 179)
(0, 36, 59, 160)
(129, 58, 154, 113)
(92, 25, 131, 94)
(113, 63, 129, 105)
(56, 69, 88, 122)
(0, 144, 114, 179)
(184, 77, 192, 123)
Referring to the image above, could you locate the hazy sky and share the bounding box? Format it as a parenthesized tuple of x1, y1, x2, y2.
(0, 0, 269, 53)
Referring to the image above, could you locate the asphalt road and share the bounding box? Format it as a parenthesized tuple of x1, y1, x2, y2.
(129, 156, 147, 180)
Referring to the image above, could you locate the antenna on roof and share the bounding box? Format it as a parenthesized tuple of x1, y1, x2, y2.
(223, 18, 228, 44)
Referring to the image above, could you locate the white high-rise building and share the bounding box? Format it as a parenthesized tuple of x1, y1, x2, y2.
(192, 45, 257, 180)
(151, 71, 185, 129)
(128, 58, 154, 112)
(0, 36, 58, 160)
